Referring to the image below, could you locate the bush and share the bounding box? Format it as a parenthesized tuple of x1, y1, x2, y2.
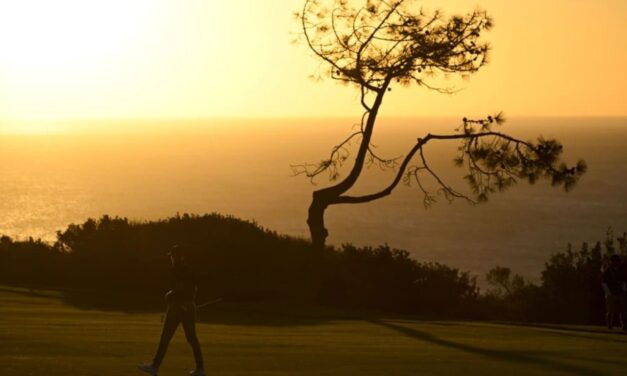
(1, 214, 478, 317)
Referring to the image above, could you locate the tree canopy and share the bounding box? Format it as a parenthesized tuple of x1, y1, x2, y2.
(294, 0, 586, 249)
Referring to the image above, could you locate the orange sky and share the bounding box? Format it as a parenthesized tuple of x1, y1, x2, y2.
(0, 0, 625, 124)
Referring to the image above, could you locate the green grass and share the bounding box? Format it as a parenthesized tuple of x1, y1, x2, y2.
(1, 287, 626, 375)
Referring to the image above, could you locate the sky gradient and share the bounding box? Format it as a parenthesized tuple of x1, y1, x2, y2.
(0, 0, 625, 122)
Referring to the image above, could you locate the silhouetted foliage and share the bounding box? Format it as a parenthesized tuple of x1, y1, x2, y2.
(0, 235, 65, 286)
(293, 0, 585, 249)
(538, 229, 626, 324)
(2, 216, 621, 324)
(0, 214, 476, 317)
(318, 244, 477, 315)
(481, 228, 627, 324)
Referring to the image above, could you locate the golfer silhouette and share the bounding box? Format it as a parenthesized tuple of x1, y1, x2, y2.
(138, 245, 205, 376)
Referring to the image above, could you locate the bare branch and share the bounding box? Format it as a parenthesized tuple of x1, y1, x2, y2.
(366, 142, 401, 170)
(291, 129, 363, 183)
(418, 146, 476, 204)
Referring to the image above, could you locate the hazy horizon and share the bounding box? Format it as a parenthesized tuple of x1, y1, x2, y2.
(2, 115, 626, 135)
(1, 117, 625, 284)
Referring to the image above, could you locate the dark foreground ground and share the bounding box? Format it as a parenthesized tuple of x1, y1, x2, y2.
(1, 286, 626, 375)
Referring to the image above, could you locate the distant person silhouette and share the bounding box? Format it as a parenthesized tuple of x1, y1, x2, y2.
(601, 254, 626, 330)
(138, 245, 205, 376)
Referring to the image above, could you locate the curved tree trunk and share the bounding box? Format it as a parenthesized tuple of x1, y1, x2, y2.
(306, 83, 390, 250)
(307, 193, 330, 251)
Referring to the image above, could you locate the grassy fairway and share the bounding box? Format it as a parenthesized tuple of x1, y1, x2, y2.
(1, 287, 626, 375)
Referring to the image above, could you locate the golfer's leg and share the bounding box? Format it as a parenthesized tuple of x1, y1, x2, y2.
(182, 308, 204, 369)
(153, 309, 180, 368)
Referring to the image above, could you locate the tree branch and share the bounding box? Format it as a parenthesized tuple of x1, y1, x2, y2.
(335, 115, 586, 205)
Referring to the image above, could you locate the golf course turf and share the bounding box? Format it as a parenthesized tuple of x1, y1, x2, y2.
(1, 287, 626, 375)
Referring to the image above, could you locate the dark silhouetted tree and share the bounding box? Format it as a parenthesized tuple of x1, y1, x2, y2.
(485, 266, 526, 298)
(294, 0, 586, 249)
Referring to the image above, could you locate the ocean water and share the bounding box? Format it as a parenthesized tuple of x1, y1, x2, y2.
(1, 117, 625, 283)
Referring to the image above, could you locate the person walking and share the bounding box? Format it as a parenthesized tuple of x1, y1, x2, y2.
(138, 245, 205, 376)
(602, 254, 626, 330)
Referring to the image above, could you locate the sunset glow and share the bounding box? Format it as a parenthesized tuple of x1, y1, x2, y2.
(0, 0, 625, 127)
(1, 2, 627, 370)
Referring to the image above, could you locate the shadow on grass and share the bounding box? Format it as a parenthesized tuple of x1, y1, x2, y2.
(62, 293, 344, 326)
(198, 302, 380, 327)
(2, 286, 341, 326)
(554, 353, 627, 368)
(0, 286, 63, 299)
(371, 319, 605, 376)
(60, 292, 164, 313)
(490, 321, 627, 342)
(2, 285, 168, 314)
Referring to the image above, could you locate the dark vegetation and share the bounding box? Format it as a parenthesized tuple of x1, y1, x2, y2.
(0, 214, 475, 316)
(0, 214, 623, 325)
(483, 229, 627, 324)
